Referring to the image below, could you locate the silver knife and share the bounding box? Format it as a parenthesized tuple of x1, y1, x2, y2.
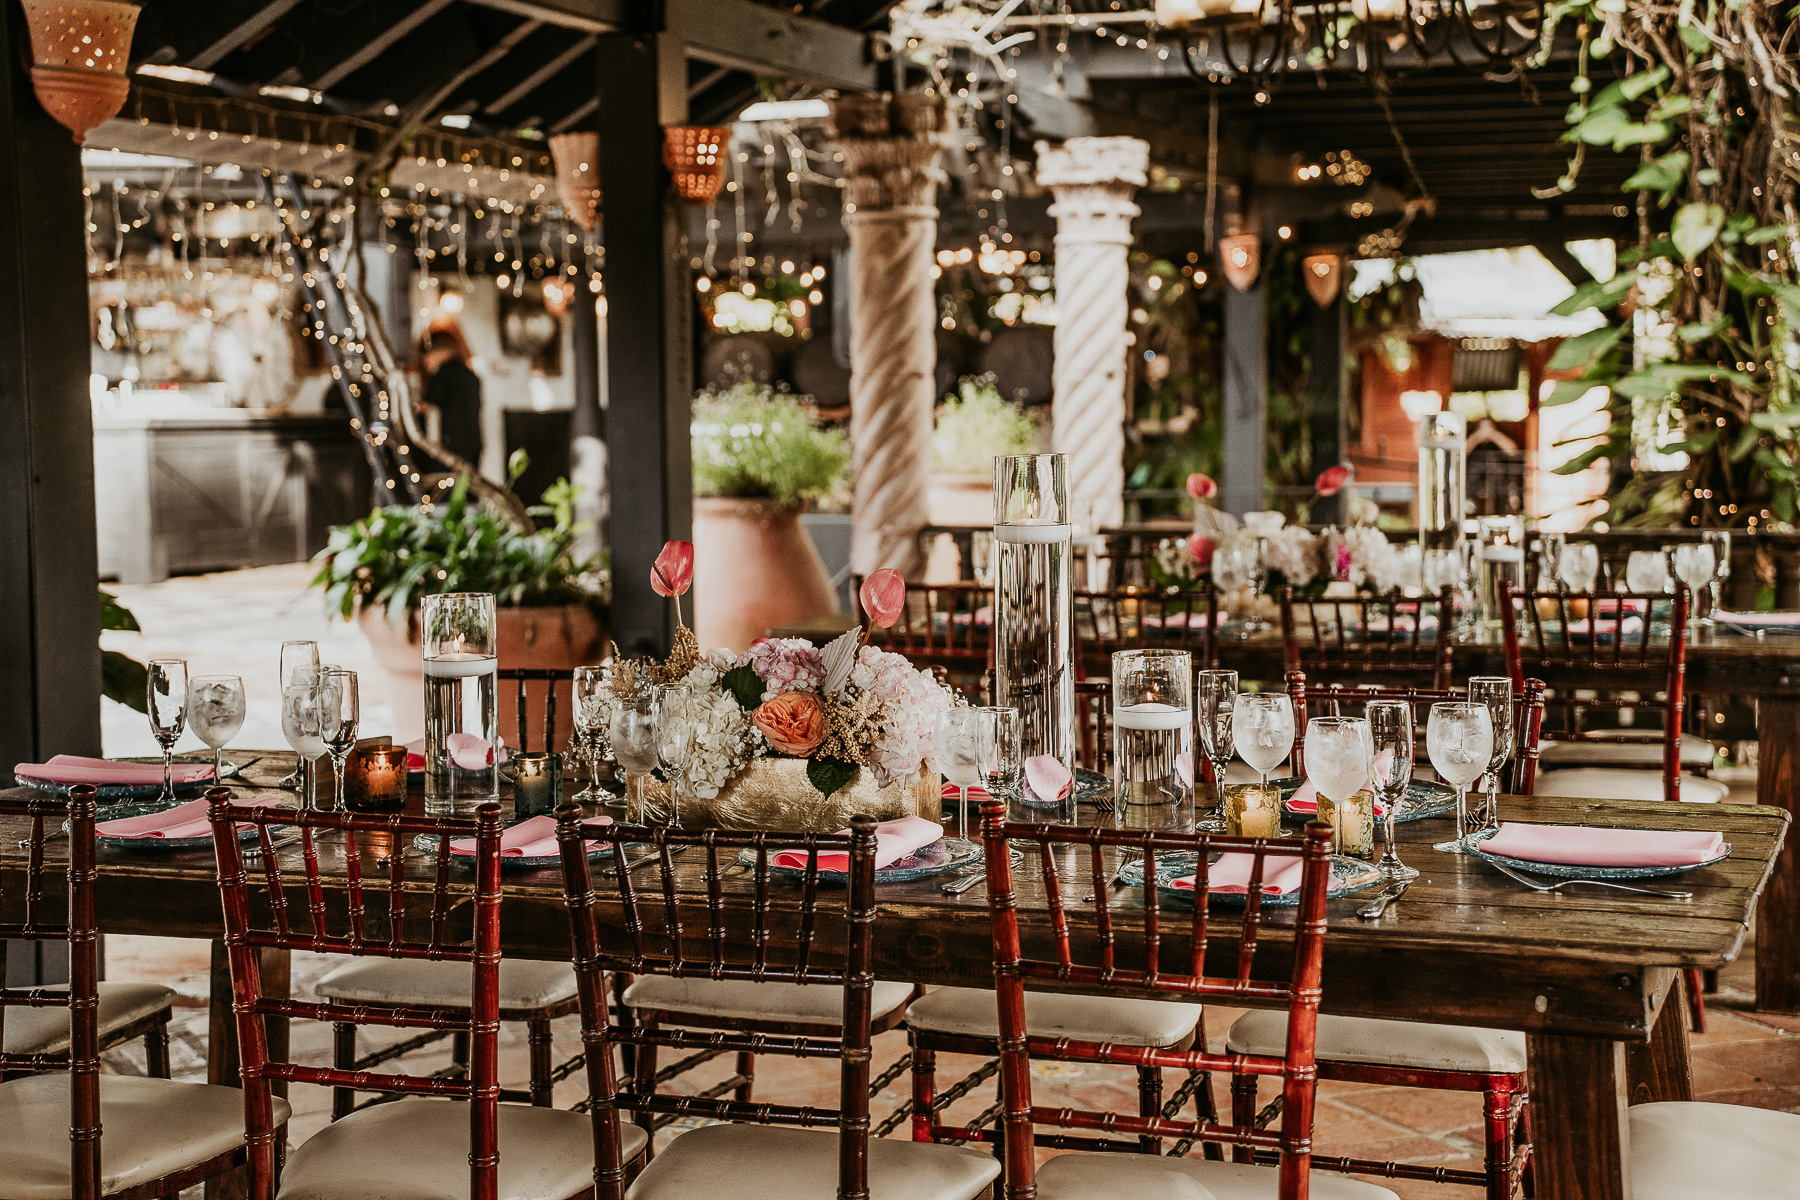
(1357, 881, 1410, 920)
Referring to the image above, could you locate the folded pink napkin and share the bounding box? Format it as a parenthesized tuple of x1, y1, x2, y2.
(1288, 749, 1393, 817)
(1564, 616, 1643, 636)
(16, 756, 216, 787)
(449, 814, 612, 858)
(1024, 755, 1073, 804)
(1716, 609, 1800, 627)
(940, 782, 992, 803)
(1365, 614, 1437, 633)
(949, 606, 993, 626)
(771, 815, 944, 872)
(1141, 611, 1224, 630)
(97, 796, 290, 840)
(1480, 822, 1724, 868)
(1172, 852, 1305, 896)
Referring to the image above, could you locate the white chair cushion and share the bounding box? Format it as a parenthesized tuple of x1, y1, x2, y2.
(1226, 1010, 1527, 1075)
(622, 976, 914, 1026)
(1035, 1151, 1400, 1199)
(315, 957, 578, 1010)
(625, 1123, 999, 1200)
(906, 986, 1202, 1048)
(278, 1097, 636, 1200)
(0, 1073, 290, 1200)
(1629, 1101, 1800, 1200)
(1535, 767, 1729, 804)
(1540, 732, 1716, 769)
(2, 980, 173, 1055)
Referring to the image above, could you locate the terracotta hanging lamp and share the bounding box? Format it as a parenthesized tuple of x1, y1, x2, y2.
(1218, 233, 1261, 292)
(1302, 253, 1343, 306)
(21, 0, 140, 143)
(662, 125, 728, 205)
(548, 131, 600, 231)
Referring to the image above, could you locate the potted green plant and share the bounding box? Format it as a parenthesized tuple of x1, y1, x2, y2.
(930, 374, 1042, 526)
(691, 381, 850, 651)
(311, 469, 609, 739)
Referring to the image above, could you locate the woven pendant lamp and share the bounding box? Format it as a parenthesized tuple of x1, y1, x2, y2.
(662, 125, 728, 205)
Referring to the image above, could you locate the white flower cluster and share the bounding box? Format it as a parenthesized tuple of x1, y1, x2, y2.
(668, 649, 764, 799)
(1341, 525, 1409, 593)
(846, 645, 950, 787)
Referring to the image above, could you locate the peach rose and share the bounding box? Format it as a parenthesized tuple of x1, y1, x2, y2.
(751, 691, 828, 756)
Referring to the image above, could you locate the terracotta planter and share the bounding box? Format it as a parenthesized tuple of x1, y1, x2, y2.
(640, 758, 941, 832)
(692, 498, 839, 652)
(928, 474, 994, 526)
(357, 602, 605, 743)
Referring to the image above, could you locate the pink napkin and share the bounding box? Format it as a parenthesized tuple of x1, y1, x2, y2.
(1140, 611, 1224, 630)
(449, 814, 612, 858)
(97, 796, 289, 840)
(15, 756, 216, 788)
(1365, 614, 1437, 633)
(1024, 755, 1073, 804)
(1288, 750, 1393, 817)
(1480, 822, 1724, 868)
(1172, 852, 1305, 896)
(1564, 616, 1643, 636)
(950, 606, 993, 626)
(940, 782, 992, 804)
(1716, 609, 1800, 627)
(771, 815, 944, 872)
(404, 736, 508, 772)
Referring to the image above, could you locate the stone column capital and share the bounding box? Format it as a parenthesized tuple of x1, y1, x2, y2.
(1035, 137, 1149, 246)
(830, 92, 948, 214)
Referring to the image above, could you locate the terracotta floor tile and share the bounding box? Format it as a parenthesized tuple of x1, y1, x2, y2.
(1333, 1086, 1487, 1136)
(1692, 1086, 1800, 1112)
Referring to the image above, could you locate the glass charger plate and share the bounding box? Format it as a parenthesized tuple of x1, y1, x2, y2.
(19, 756, 244, 804)
(737, 837, 985, 884)
(1466, 829, 1732, 879)
(91, 799, 292, 851)
(1119, 851, 1382, 907)
(412, 829, 614, 870)
(1271, 778, 1457, 824)
(942, 768, 1110, 815)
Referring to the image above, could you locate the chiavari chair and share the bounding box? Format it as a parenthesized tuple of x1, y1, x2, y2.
(853, 575, 992, 700)
(1075, 583, 1222, 677)
(0, 786, 264, 1198)
(977, 804, 1399, 1199)
(209, 794, 611, 1199)
(1280, 586, 1458, 689)
(554, 808, 999, 1199)
(497, 667, 575, 754)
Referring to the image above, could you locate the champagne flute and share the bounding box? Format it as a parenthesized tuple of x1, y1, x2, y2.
(1194, 670, 1237, 833)
(1466, 677, 1512, 838)
(973, 705, 1021, 847)
(1366, 700, 1417, 882)
(1232, 692, 1294, 788)
(609, 691, 659, 823)
(320, 669, 360, 813)
(277, 641, 320, 790)
(652, 683, 698, 829)
(147, 659, 189, 806)
(935, 708, 985, 841)
(1559, 542, 1599, 592)
(572, 665, 611, 806)
(1302, 716, 1373, 856)
(187, 675, 246, 788)
(280, 675, 330, 811)
(1428, 702, 1493, 853)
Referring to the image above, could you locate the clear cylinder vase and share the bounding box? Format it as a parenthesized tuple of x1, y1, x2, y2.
(422, 592, 499, 816)
(1417, 411, 1466, 559)
(993, 454, 1075, 821)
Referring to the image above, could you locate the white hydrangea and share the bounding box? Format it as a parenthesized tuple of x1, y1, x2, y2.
(1263, 525, 1321, 587)
(1343, 525, 1407, 593)
(667, 649, 763, 798)
(848, 645, 951, 787)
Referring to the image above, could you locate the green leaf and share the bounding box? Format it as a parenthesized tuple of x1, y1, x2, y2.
(1679, 22, 1711, 53)
(101, 649, 148, 713)
(1671, 203, 1725, 260)
(1746, 225, 1788, 246)
(1619, 65, 1671, 102)
(98, 589, 140, 633)
(1775, 484, 1797, 526)
(1570, 105, 1630, 145)
(720, 664, 766, 712)
(805, 756, 860, 801)
(1549, 273, 1635, 316)
(1612, 362, 1753, 398)
(1554, 444, 1616, 475)
(1611, 120, 1671, 150)
(1546, 323, 1625, 372)
(1730, 423, 1760, 461)
(1678, 318, 1727, 342)
(1646, 93, 1692, 120)
(1622, 150, 1688, 200)
(1542, 377, 1602, 406)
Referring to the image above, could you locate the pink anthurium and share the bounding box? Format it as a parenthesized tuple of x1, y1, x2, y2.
(859, 569, 906, 629)
(1314, 464, 1354, 497)
(1187, 533, 1215, 570)
(1185, 472, 1218, 501)
(650, 540, 695, 598)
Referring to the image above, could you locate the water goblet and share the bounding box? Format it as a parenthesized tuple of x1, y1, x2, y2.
(1540, 532, 1566, 590)
(1194, 670, 1237, 833)
(572, 665, 613, 807)
(187, 675, 246, 789)
(1466, 676, 1512, 836)
(975, 706, 1022, 840)
(1703, 529, 1731, 615)
(147, 659, 189, 805)
(1673, 544, 1717, 630)
(320, 669, 360, 813)
(1559, 542, 1599, 592)
(1303, 716, 1373, 856)
(1626, 550, 1669, 595)
(280, 676, 331, 811)
(1428, 702, 1493, 853)
(1365, 700, 1418, 882)
(608, 691, 659, 823)
(1232, 692, 1294, 788)
(1212, 543, 1253, 640)
(652, 683, 699, 829)
(935, 708, 987, 841)
(276, 641, 319, 790)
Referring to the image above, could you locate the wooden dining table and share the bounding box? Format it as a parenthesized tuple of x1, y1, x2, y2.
(0, 752, 1784, 1200)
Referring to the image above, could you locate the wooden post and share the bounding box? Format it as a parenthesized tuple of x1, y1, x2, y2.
(1221, 278, 1266, 516)
(0, 0, 102, 776)
(1756, 693, 1800, 1012)
(1525, 1032, 1631, 1200)
(598, 32, 693, 656)
(1308, 291, 1347, 526)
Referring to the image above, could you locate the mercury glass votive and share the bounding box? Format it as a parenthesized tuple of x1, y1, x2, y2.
(511, 751, 561, 819)
(1323, 788, 1376, 859)
(343, 745, 408, 814)
(1223, 783, 1282, 839)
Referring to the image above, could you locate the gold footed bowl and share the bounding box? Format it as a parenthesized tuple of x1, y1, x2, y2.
(637, 757, 941, 833)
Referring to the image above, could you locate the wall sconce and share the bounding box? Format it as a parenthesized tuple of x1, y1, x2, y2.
(21, 0, 140, 143)
(1302, 253, 1343, 307)
(663, 125, 729, 205)
(1218, 233, 1261, 293)
(548, 132, 600, 232)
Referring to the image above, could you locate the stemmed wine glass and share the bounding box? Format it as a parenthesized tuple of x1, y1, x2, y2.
(977, 707, 1023, 810)
(1626, 550, 1669, 595)
(147, 659, 189, 806)
(1232, 692, 1294, 788)
(320, 669, 360, 813)
(935, 708, 989, 841)
(572, 665, 612, 807)
(1428, 702, 1493, 853)
(609, 690, 659, 823)
(280, 672, 331, 811)
(652, 683, 699, 828)
(277, 641, 319, 790)
(1211, 543, 1254, 640)
(1194, 670, 1237, 833)
(1466, 677, 1512, 838)
(1540, 532, 1566, 590)
(1559, 542, 1599, 592)
(1703, 529, 1731, 616)
(187, 675, 246, 789)
(1303, 716, 1373, 856)
(1365, 700, 1417, 882)
(1673, 544, 1717, 631)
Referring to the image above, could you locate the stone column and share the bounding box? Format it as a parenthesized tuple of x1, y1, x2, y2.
(1035, 137, 1149, 531)
(830, 92, 946, 579)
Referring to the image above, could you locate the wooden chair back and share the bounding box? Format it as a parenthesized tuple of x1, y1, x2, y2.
(0, 787, 101, 1195)
(1499, 581, 1690, 801)
(1074, 679, 1113, 777)
(208, 793, 506, 1199)
(1075, 585, 1220, 675)
(977, 800, 1334, 1197)
(852, 575, 992, 699)
(496, 666, 575, 754)
(555, 807, 881, 1200)
(1279, 586, 1457, 688)
(1284, 671, 1547, 795)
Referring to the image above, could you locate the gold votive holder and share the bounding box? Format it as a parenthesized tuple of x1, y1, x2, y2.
(1321, 788, 1376, 860)
(343, 745, 408, 814)
(1223, 783, 1282, 839)
(511, 752, 562, 819)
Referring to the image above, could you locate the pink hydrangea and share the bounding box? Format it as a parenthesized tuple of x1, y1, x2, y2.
(740, 637, 824, 701)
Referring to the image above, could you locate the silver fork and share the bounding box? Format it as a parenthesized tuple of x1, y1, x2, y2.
(1485, 859, 1693, 900)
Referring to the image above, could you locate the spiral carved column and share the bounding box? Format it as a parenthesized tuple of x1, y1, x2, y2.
(830, 93, 946, 579)
(1036, 137, 1148, 532)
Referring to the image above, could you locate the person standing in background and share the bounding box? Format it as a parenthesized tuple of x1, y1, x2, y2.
(417, 322, 483, 471)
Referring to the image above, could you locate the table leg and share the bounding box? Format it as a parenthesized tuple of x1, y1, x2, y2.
(1524, 1033, 1631, 1200)
(206, 941, 291, 1200)
(1626, 973, 1694, 1104)
(1756, 694, 1800, 1013)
